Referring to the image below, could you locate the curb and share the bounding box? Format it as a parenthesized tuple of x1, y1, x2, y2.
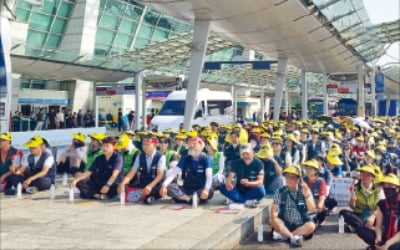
(192, 199, 272, 250)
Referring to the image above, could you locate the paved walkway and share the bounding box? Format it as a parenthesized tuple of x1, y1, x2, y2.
(1, 182, 271, 249)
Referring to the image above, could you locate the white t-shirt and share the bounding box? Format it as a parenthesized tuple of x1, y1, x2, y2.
(22, 153, 55, 169)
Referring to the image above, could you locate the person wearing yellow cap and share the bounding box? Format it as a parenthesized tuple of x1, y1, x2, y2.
(118, 134, 166, 204)
(339, 166, 382, 233)
(0, 133, 23, 192)
(302, 159, 328, 226)
(6, 136, 56, 194)
(305, 128, 326, 161)
(257, 143, 283, 195)
(205, 137, 225, 189)
(57, 133, 87, 176)
(157, 135, 179, 171)
(375, 144, 391, 171)
(223, 131, 242, 174)
(271, 136, 286, 169)
(173, 133, 187, 157)
(352, 135, 368, 162)
(85, 133, 106, 171)
(269, 165, 316, 247)
(283, 134, 300, 165)
(356, 173, 400, 250)
(116, 134, 140, 175)
(71, 136, 123, 200)
(220, 143, 265, 207)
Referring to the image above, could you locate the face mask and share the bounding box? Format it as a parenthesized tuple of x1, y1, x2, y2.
(383, 188, 398, 205)
(376, 155, 382, 161)
(250, 140, 257, 149)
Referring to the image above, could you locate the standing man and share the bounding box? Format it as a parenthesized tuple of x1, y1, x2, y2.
(117, 108, 123, 132)
(77, 109, 83, 127)
(35, 108, 44, 130)
(47, 108, 57, 130)
(0, 133, 23, 188)
(160, 137, 214, 204)
(118, 135, 165, 204)
(220, 143, 265, 206)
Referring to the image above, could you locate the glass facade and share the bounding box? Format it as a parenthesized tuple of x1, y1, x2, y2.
(14, 0, 75, 53)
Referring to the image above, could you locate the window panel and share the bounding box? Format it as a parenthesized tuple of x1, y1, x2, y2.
(58, 2, 73, 17)
(40, 1, 57, 15)
(157, 17, 172, 30)
(99, 14, 119, 30)
(144, 10, 160, 25)
(30, 12, 52, 31)
(152, 28, 167, 41)
(134, 38, 150, 48)
(104, 1, 126, 15)
(27, 30, 47, 47)
(114, 33, 132, 48)
(119, 19, 137, 34)
(95, 44, 111, 55)
(51, 18, 66, 34)
(17, 0, 33, 9)
(46, 34, 61, 48)
(96, 28, 115, 44)
(125, 5, 142, 20)
(138, 24, 153, 39)
(15, 8, 30, 22)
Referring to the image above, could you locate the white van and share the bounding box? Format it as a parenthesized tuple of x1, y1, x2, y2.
(150, 89, 233, 131)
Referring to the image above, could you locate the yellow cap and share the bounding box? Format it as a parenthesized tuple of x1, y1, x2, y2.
(72, 133, 86, 143)
(206, 137, 218, 152)
(377, 173, 400, 186)
(164, 128, 175, 133)
(153, 132, 165, 138)
(186, 130, 198, 138)
(328, 144, 342, 156)
(376, 145, 387, 152)
(271, 136, 283, 143)
(303, 159, 319, 170)
(365, 150, 376, 159)
(260, 132, 270, 138)
(175, 133, 186, 140)
(89, 133, 106, 141)
(24, 136, 44, 148)
(286, 134, 299, 144)
(179, 128, 186, 134)
(125, 130, 135, 136)
(251, 128, 261, 134)
(116, 134, 130, 150)
(137, 131, 148, 136)
(326, 153, 343, 165)
(0, 132, 12, 141)
(357, 166, 376, 177)
(301, 128, 309, 134)
(283, 165, 301, 177)
(257, 143, 273, 159)
(355, 136, 364, 142)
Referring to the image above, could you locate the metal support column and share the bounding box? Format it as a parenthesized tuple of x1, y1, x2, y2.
(301, 70, 308, 120)
(260, 87, 265, 123)
(183, 19, 211, 130)
(358, 65, 365, 117)
(134, 73, 142, 130)
(93, 82, 98, 127)
(273, 58, 288, 121)
(232, 85, 237, 122)
(371, 66, 377, 116)
(322, 74, 329, 115)
(284, 88, 289, 116)
(141, 81, 147, 130)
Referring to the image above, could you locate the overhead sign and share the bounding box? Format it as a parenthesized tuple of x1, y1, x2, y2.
(0, 35, 6, 88)
(146, 91, 170, 100)
(96, 86, 135, 96)
(375, 72, 384, 93)
(327, 83, 338, 95)
(338, 82, 358, 94)
(204, 60, 278, 70)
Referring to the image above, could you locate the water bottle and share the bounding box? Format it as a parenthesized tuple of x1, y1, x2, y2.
(192, 192, 198, 209)
(17, 182, 22, 199)
(62, 173, 68, 186)
(257, 223, 264, 242)
(49, 184, 56, 200)
(338, 216, 344, 233)
(120, 188, 126, 205)
(69, 187, 74, 202)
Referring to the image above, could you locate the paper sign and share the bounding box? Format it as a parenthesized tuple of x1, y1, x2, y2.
(330, 178, 353, 206)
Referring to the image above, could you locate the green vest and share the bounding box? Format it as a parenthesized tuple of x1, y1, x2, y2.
(120, 148, 138, 173)
(208, 152, 222, 175)
(86, 146, 102, 170)
(354, 183, 381, 216)
(165, 150, 177, 169)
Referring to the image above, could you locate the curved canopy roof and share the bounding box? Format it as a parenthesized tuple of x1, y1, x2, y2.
(371, 20, 400, 45)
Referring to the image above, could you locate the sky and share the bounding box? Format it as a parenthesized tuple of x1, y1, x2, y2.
(363, 0, 399, 67)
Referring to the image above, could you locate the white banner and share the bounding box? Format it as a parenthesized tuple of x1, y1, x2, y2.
(330, 177, 354, 206)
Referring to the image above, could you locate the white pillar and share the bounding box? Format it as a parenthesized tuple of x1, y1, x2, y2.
(300, 70, 308, 120)
(260, 87, 265, 123)
(371, 66, 377, 116)
(93, 82, 98, 127)
(141, 82, 147, 130)
(183, 19, 211, 130)
(265, 97, 271, 121)
(284, 88, 289, 115)
(273, 58, 288, 121)
(0, 16, 12, 133)
(358, 65, 365, 117)
(232, 85, 237, 122)
(322, 74, 329, 115)
(135, 73, 142, 130)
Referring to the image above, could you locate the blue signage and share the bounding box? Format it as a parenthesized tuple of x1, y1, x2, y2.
(145, 91, 170, 99)
(0, 35, 6, 87)
(204, 60, 278, 70)
(375, 72, 384, 93)
(19, 98, 70, 105)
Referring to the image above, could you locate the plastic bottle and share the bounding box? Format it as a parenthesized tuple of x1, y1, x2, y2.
(257, 223, 264, 242)
(338, 216, 344, 233)
(62, 172, 68, 186)
(192, 192, 198, 209)
(69, 187, 74, 202)
(120, 188, 126, 205)
(17, 182, 22, 199)
(50, 184, 56, 200)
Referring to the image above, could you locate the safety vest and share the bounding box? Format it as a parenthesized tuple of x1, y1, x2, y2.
(207, 152, 223, 175)
(181, 153, 208, 192)
(165, 150, 177, 169)
(278, 185, 310, 226)
(306, 140, 322, 160)
(27, 151, 56, 183)
(303, 176, 323, 200)
(120, 148, 139, 173)
(136, 151, 164, 188)
(86, 146, 102, 171)
(353, 182, 381, 218)
(0, 147, 19, 176)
